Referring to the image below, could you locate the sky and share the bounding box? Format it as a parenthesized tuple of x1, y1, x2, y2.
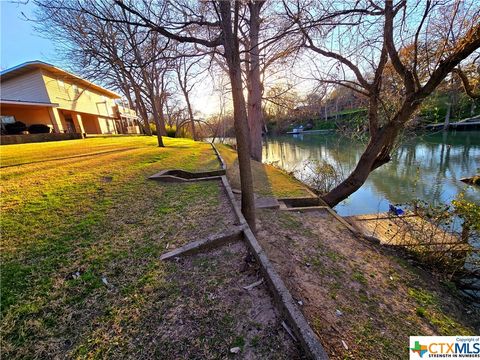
(0, 1, 59, 70)
(0, 1, 221, 116)
(0, 1, 314, 118)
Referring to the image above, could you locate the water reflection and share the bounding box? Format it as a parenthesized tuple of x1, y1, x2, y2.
(263, 131, 480, 216)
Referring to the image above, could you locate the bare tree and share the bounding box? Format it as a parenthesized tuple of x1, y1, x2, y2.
(245, 0, 265, 161)
(286, 0, 480, 207)
(244, 1, 302, 161)
(87, 0, 257, 230)
(34, 1, 175, 145)
(173, 47, 209, 141)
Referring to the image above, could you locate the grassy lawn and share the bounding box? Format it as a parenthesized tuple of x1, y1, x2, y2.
(216, 144, 313, 198)
(1, 136, 268, 358)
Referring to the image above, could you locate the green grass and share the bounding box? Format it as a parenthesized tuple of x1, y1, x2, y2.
(407, 287, 470, 335)
(0, 136, 238, 358)
(351, 271, 368, 285)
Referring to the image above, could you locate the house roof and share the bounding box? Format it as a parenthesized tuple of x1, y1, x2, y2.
(0, 61, 121, 99)
(0, 99, 59, 107)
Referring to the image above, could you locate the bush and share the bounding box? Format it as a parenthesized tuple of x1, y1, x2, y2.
(5, 121, 27, 135)
(400, 196, 479, 277)
(149, 123, 191, 138)
(28, 124, 51, 134)
(302, 159, 346, 194)
(166, 125, 176, 137)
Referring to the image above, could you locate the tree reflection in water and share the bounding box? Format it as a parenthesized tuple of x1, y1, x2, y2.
(262, 131, 480, 216)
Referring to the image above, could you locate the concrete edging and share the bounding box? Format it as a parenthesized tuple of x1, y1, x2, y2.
(218, 171, 328, 359)
(154, 142, 329, 359)
(160, 228, 244, 260)
(210, 142, 227, 171)
(149, 169, 225, 183)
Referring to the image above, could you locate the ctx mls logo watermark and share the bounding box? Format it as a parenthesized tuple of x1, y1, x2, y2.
(410, 336, 480, 359)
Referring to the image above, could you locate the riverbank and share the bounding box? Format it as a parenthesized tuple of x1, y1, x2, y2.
(217, 143, 478, 358)
(262, 130, 480, 216)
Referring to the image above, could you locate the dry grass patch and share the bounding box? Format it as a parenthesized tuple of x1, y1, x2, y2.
(256, 209, 478, 359)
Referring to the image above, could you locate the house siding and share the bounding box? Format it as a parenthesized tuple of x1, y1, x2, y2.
(41, 70, 117, 117)
(0, 70, 50, 103)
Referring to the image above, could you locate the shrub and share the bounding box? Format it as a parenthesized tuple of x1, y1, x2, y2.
(400, 196, 479, 279)
(28, 124, 51, 134)
(5, 121, 27, 135)
(302, 159, 346, 194)
(149, 123, 191, 138)
(166, 125, 176, 137)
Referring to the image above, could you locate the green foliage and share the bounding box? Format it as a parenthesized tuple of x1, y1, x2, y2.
(150, 123, 191, 138)
(312, 120, 336, 130)
(419, 91, 480, 124)
(166, 125, 177, 137)
(402, 193, 479, 276)
(149, 122, 157, 135)
(416, 307, 426, 317)
(452, 193, 480, 233)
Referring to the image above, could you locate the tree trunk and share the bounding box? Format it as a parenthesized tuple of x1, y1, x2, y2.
(176, 63, 198, 141)
(246, 1, 264, 162)
(156, 95, 168, 137)
(183, 88, 197, 140)
(134, 92, 151, 135)
(220, 1, 256, 231)
(321, 127, 394, 207)
(444, 102, 451, 130)
(153, 115, 164, 147)
(150, 93, 166, 146)
(120, 71, 152, 136)
(321, 102, 418, 207)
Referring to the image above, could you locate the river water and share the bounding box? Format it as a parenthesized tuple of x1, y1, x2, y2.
(262, 131, 480, 216)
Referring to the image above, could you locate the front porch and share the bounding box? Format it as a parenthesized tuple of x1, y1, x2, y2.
(1, 99, 140, 137)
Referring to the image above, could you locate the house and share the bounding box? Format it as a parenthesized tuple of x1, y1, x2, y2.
(0, 61, 141, 135)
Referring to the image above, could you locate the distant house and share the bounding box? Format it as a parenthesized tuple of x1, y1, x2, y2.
(0, 61, 140, 135)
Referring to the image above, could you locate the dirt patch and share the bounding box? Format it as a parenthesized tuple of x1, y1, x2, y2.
(150, 242, 304, 359)
(74, 241, 303, 359)
(256, 208, 478, 359)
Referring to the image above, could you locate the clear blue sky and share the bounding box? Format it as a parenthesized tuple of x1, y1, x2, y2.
(1, 1, 57, 70)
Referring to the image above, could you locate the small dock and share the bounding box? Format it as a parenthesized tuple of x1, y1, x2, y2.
(345, 212, 470, 252)
(424, 115, 480, 130)
(286, 129, 334, 135)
